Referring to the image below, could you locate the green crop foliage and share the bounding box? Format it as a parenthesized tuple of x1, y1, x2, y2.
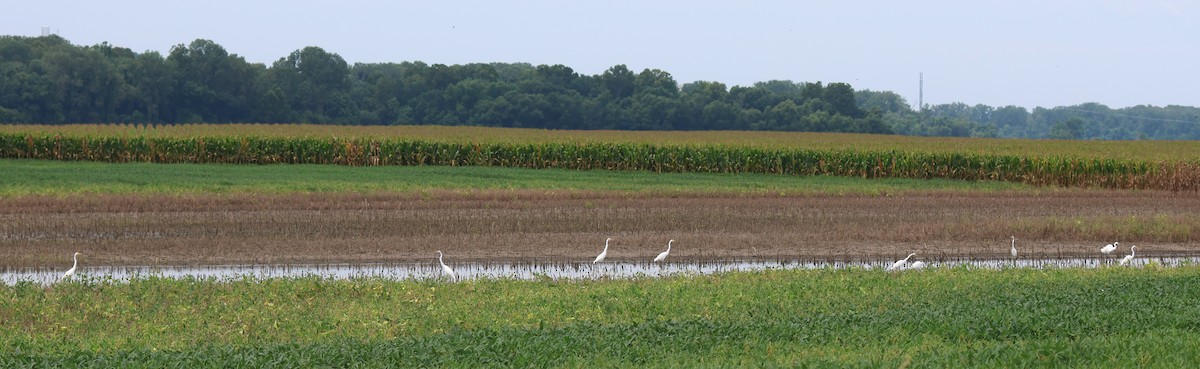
(2, 267, 1199, 367)
(3, 123, 1199, 162)
(0, 126, 1197, 191)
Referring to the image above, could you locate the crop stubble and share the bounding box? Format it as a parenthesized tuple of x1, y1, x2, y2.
(1, 190, 1197, 268)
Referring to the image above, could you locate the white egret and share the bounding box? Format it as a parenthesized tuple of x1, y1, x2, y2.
(1119, 245, 1137, 266)
(653, 239, 674, 262)
(1101, 242, 1118, 255)
(436, 250, 455, 280)
(1010, 236, 1017, 259)
(61, 252, 82, 279)
(593, 237, 612, 264)
(887, 253, 917, 271)
(909, 260, 927, 270)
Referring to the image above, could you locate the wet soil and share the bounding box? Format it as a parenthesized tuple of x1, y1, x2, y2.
(2, 190, 1197, 268)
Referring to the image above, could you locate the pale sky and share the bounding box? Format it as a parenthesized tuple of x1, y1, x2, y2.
(4, 0, 1197, 110)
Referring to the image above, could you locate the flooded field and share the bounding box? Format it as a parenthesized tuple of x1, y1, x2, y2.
(6, 255, 1198, 285)
(2, 190, 1197, 285)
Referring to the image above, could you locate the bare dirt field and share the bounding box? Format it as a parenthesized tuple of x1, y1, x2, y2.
(2, 190, 1198, 268)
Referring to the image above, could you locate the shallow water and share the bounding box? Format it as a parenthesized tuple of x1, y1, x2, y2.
(4, 255, 1197, 285)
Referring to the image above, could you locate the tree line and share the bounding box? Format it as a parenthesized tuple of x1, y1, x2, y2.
(857, 92, 1200, 140)
(0, 35, 889, 133)
(3, 35, 1196, 139)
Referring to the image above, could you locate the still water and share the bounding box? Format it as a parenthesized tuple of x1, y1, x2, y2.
(4, 255, 1197, 285)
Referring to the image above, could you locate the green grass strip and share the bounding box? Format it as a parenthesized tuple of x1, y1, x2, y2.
(0, 158, 1026, 197)
(2, 266, 1199, 367)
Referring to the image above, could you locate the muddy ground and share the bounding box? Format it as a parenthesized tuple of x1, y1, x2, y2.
(1, 190, 1198, 268)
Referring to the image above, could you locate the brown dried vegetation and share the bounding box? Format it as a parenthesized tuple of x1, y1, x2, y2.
(2, 190, 1197, 268)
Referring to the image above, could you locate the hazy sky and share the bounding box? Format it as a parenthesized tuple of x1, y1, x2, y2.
(3, 0, 1197, 109)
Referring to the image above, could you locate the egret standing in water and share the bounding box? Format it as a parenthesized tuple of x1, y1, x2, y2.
(61, 252, 83, 280)
(1010, 236, 1018, 259)
(436, 250, 455, 280)
(887, 253, 916, 272)
(909, 260, 927, 270)
(1119, 245, 1137, 266)
(593, 237, 612, 264)
(653, 240, 674, 262)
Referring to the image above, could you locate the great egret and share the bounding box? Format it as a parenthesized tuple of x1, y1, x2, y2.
(1119, 245, 1137, 266)
(1101, 242, 1118, 255)
(1010, 236, 1017, 258)
(653, 239, 674, 262)
(593, 237, 612, 264)
(887, 253, 916, 271)
(436, 250, 455, 280)
(909, 260, 927, 270)
(61, 252, 82, 279)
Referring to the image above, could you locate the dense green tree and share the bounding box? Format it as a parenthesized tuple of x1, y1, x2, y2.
(678, 81, 730, 130)
(167, 39, 261, 122)
(990, 105, 1029, 137)
(1049, 117, 1085, 140)
(633, 68, 678, 98)
(681, 81, 728, 103)
(853, 110, 893, 134)
(701, 101, 745, 130)
(10, 35, 1194, 138)
(41, 43, 124, 122)
(855, 90, 912, 115)
(267, 46, 354, 123)
(626, 93, 679, 130)
(120, 51, 174, 123)
(766, 100, 805, 131)
(730, 86, 775, 112)
(0, 61, 51, 122)
(800, 82, 824, 102)
(531, 64, 577, 93)
(598, 64, 635, 100)
(823, 82, 862, 119)
(754, 80, 802, 96)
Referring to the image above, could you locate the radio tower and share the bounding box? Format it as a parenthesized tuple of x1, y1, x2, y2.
(918, 72, 924, 125)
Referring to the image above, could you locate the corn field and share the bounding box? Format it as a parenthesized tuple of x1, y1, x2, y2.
(4, 123, 1200, 161)
(2, 132, 1196, 191)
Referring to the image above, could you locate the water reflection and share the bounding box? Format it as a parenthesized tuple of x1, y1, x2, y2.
(3, 256, 1197, 285)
